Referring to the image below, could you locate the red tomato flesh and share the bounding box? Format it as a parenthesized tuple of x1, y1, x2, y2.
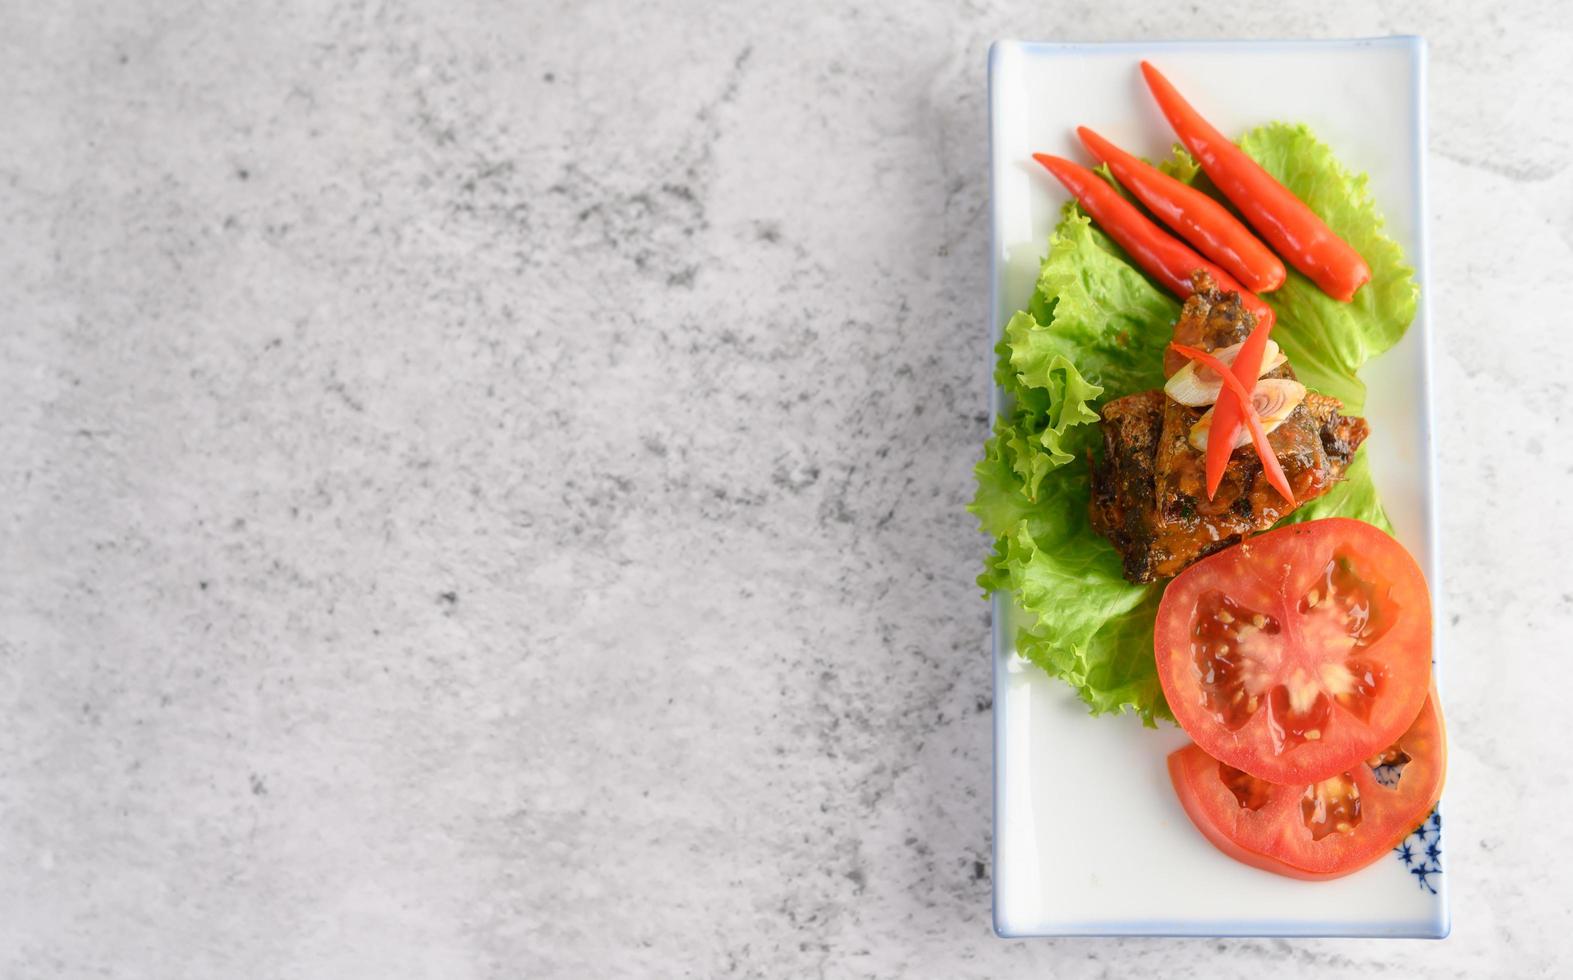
(1155, 518, 1431, 783)
(1169, 691, 1445, 879)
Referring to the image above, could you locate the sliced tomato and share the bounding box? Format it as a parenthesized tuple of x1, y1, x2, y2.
(1169, 691, 1445, 879)
(1155, 518, 1431, 783)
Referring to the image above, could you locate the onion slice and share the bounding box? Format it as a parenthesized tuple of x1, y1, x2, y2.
(1164, 339, 1286, 407)
(1188, 379, 1307, 452)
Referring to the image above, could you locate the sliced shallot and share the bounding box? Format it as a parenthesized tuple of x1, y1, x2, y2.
(1188, 379, 1307, 452)
(1164, 339, 1286, 407)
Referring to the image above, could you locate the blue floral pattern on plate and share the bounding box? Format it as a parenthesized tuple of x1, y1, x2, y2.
(1394, 808, 1443, 894)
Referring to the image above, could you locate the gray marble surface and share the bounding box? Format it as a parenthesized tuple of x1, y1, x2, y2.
(2, 1, 1570, 977)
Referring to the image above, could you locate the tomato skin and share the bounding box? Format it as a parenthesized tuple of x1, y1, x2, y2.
(1168, 692, 1446, 880)
(1155, 518, 1432, 784)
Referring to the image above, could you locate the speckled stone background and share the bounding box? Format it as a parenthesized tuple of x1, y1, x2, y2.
(2, 1, 1570, 977)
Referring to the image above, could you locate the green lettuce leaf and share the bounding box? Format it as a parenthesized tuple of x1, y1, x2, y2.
(1156, 143, 1202, 184)
(970, 206, 1174, 724)
(1276, 447, 1393, 533)
(994, 313, 1103, 498)
(971, 426, 1040, 542)
(1026, 209, 1179, 397)
(974, 441, 1167, 723)
(1240, 123, 1419, 412)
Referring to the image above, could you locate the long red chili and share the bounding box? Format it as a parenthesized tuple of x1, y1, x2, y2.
(1140, 61, 1372, 302)
(1076, 126, 1285, 294)
(1205, 314, 1273, 500)
(1031, 154, 1275, 329)
(1168, 341, 1296, 507)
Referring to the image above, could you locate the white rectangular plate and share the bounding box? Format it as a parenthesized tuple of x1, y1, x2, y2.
(989, 37, 1446, 938)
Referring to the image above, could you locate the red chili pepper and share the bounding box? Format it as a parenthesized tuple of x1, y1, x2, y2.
(1076, 126, 1285, 294)
(1140, 62, 1372, 302)
(1031, 153, 1275, 329)
(1168, 342, 1297, 507)
(1204, 313, 1275, 502)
